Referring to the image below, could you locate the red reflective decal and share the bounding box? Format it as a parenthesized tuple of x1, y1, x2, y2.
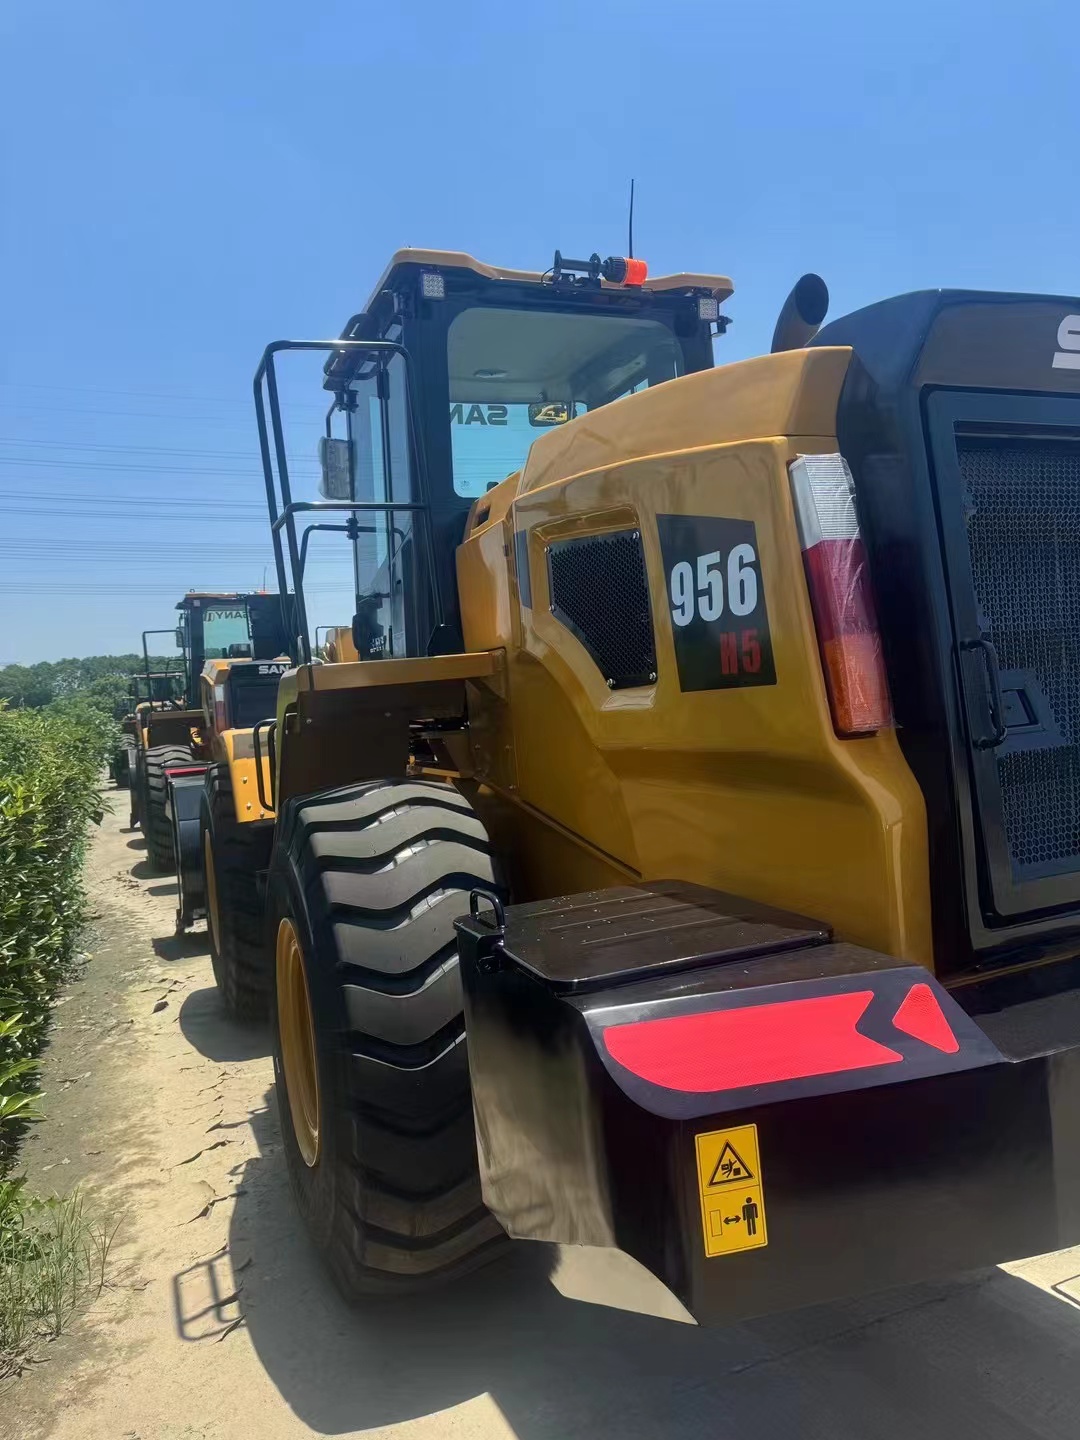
(891, 982, 959, 1054)
(603, 990, 902, 1093)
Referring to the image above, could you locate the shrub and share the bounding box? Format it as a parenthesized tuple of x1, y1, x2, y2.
(0, 704, 113, 1175)
(0, 696, 118, 1374)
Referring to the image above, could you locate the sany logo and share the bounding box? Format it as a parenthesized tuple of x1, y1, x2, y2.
(1052, 315, 1080, 371)
(257, 664, 288, 675)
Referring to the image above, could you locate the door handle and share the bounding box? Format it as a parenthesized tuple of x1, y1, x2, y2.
(959, 637, 1008, 750)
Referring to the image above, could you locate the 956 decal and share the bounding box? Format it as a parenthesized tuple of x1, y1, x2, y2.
(657, 515, 776, 692)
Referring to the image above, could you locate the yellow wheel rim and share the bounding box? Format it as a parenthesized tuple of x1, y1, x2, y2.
(276, 917, 321, 1168)
(203, 831, 221, 955)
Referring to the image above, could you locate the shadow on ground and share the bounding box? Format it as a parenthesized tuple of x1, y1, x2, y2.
(178, 986, 271, 1063)
(129, 859, 162, 881)
(204, 1089, 1080, 1440)
(152, 931, 209, 963)
(126, 835, 146, 850)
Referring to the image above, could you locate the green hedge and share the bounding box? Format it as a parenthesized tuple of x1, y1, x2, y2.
(0, 703, 114, 1176)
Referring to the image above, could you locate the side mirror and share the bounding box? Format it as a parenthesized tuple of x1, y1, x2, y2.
(175, 627, 185, 649)
(318, 437, 352, 499)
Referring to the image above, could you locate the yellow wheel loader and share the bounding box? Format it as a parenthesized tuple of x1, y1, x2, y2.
(138, 593, 292, 962)
(128, 633, 200, 864)
(190, 644, 291, 1015)
(234, 248, 1080, 1323)
(112, 666, 183, 796)
(129, 594, 289, 881)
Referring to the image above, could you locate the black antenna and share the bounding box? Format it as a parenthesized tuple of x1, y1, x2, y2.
(628, 178, 635, 258)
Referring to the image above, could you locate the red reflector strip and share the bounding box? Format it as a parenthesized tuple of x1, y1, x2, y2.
(603, 990, 902, 1093)
(164, 766, 207, 777)
(891, 982, 959, 1054)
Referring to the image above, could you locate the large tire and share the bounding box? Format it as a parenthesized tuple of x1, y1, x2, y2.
(145, 744, 194, 872)
(116, 739, 135, 789)
(267, 778, 508, 1296)
(130, 744, 144, 830)
(202, 764, 274, 1022)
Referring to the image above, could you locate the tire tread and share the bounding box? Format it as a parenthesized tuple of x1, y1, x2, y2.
(145, 744, 194, 872)
(271, 778, 508, 1294)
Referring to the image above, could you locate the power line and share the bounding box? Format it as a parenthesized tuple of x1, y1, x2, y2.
(0, 542, 281, 556)
(0, 436, 303, 461)
(0, 403, 262, 426)
(0, 488, 265, 509)
(0, 379, 328, 413)
(0, 550, 354, 566)
(0, 583, 352, 595)
(0, 402, 324, 426)
(0, 457, 318, 479)
(0, 508, 262, 524)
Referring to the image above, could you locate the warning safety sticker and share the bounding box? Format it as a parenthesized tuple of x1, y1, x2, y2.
(695, 1124, 768, 1258)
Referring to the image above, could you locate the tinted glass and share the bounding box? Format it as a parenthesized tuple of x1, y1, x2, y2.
(202, 606, 252, 658)
(447, 307, 682, 498)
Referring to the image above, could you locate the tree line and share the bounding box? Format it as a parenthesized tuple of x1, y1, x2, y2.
(0, 655, 181, 721)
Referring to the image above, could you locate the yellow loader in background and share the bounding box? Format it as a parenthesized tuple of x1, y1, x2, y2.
(141, 593, 292, 965)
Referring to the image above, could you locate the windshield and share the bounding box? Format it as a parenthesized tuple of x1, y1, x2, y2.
(447, 306, 682, 498)
(201, 605, 252, 658)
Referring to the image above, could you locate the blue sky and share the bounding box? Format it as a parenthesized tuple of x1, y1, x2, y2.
(1, 0, 1078, 664)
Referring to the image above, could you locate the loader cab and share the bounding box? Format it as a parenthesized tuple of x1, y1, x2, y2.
(174, 592, 291, 709)
(130, 670, 184, 709)
(256, 248, 731, 665)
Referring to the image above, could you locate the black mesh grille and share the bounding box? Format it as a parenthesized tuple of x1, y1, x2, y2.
(960, 436, 1080, 871)
(548, 530, 657, 689)
(227, 672, 282, 729)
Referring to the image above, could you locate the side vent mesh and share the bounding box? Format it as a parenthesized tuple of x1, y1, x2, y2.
(959, 435, 1080, 872)
(547, 530, 657, 689)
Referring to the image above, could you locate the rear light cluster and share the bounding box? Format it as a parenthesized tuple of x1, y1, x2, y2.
(789, 454, 892, 737)
(213, 683, 228, 733)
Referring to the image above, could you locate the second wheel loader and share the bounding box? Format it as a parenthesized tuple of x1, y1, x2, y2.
(222, 247, 1080, 1325)
(130, 593, 289, 875)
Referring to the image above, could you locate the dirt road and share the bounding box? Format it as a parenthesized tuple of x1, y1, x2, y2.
(6, 797, 1080, 1440)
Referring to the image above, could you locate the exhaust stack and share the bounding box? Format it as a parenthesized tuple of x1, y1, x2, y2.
(771, 273, 829, 353)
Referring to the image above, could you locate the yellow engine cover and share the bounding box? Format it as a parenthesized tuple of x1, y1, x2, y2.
(455, 347, 932, 969)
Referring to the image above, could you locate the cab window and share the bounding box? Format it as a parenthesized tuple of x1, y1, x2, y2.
(202, 607, 252, 658)
(447, 306, 682, 498)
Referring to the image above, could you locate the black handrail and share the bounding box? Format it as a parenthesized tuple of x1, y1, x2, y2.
(253, 718, 276, 813)
(142, 628, 187, 709)
(252, 339, 442, 665)
(298, 520, 407, 586)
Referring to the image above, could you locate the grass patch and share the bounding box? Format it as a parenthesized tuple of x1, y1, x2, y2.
(0, 1180, 118, 1379)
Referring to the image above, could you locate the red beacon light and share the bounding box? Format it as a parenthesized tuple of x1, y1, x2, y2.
(550, 250, 649, 287)
(601, 255, 649, 286)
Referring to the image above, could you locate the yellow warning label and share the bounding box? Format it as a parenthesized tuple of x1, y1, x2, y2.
(695, 1124, 767, 1258)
